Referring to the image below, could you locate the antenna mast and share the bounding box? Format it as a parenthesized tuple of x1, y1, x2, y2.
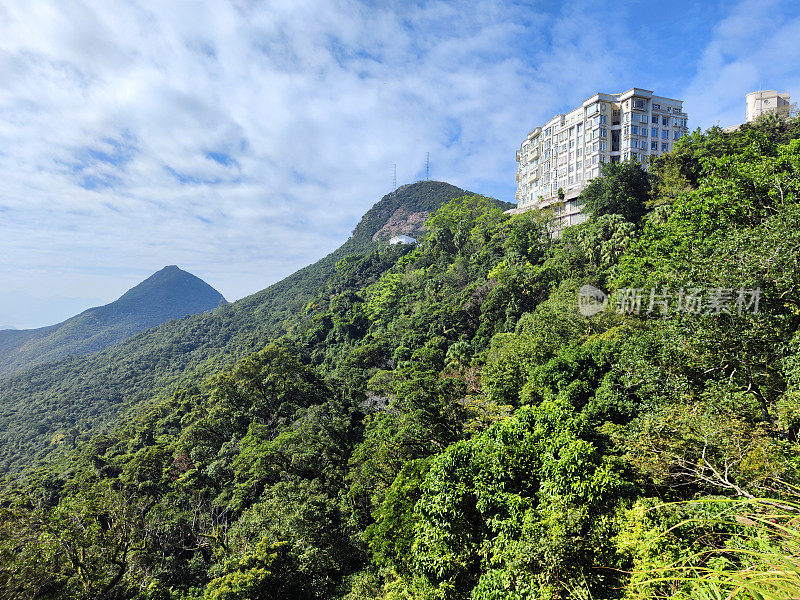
(425, 152, 430, 180)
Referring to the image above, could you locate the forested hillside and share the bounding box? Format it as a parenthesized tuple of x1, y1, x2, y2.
(0, 266, 225, 377)
(2, 118, 800, 599)
(0, 181, 488, 472)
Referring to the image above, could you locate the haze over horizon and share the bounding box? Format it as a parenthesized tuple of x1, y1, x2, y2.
(2, 0, 800, 328)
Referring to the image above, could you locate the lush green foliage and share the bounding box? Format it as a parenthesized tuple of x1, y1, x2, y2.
(0, 182, 476, 472)
(3, 118, 800, 599)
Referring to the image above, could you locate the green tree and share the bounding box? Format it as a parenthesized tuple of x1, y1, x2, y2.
(580, 160, 651, 223)
(203, 540, 303, 600)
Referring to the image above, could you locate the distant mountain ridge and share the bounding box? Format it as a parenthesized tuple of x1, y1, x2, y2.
(0, 181, 508, 471)
(0, 266, 225, 376)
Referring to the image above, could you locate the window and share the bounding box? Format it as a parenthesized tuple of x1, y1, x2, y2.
(631, 125, 639, 135)
(633, 98, 645, 109)
(662, 130, 669, 139)
(652, 103, 660, 110)
(599, 114, 607, 124)
(613, 109, 620, 116)
(641, 128, 648, 137)
(600, 128, 607, 137)
(576, 123, 582, 132)
(624, 113, 631, 123)
(661, 143, 669, 152)
(592, 129, 599, 139)
(662, 116, 669, 126)
(674, 131, 681, 140)
(651, 141, 658, 150)
(632, 139, 639, 148)
(600, 141, 607, 151)
(587, 104, 599, 115)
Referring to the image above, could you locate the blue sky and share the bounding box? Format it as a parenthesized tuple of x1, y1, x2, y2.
(1, 0, 799, 328)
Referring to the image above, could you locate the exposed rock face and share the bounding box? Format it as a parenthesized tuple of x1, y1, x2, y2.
(371, 208, 431, 241)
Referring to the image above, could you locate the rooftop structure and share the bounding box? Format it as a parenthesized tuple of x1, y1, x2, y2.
(514, 88, 688, 229)
(389, 235, 416, 245)
(745, 90, 791, 122)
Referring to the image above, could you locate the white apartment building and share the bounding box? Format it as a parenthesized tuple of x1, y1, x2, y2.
(514, 88, 688, 229)
(745, 90, 791, 122)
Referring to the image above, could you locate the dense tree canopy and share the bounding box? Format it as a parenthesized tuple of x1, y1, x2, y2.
(2, 117, 800, 599)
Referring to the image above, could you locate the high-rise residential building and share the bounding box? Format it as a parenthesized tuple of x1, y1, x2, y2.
(514, 88, 688, 229)
(745, 90, 791, 122)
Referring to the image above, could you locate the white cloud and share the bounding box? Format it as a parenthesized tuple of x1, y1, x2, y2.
(682, 0, 800, 128)
(4, 0, 795, 327)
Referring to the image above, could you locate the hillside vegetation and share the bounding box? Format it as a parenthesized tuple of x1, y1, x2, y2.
(0, 266, 225, 377)
(0, 181, 488, 472)
(2, 119, 800, 599)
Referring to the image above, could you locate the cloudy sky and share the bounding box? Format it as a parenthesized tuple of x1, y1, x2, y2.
(1, 0, 799, 328)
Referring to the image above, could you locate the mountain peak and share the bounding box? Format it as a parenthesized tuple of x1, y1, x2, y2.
(350, 180, 513, 245)
(351, 181, 468, 245)
(117, 266, 225, 305)
(0, 267, 226, 376)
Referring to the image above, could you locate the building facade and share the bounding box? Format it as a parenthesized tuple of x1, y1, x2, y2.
(514, 88, 688, 229)
(745, 90, 791, 122)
